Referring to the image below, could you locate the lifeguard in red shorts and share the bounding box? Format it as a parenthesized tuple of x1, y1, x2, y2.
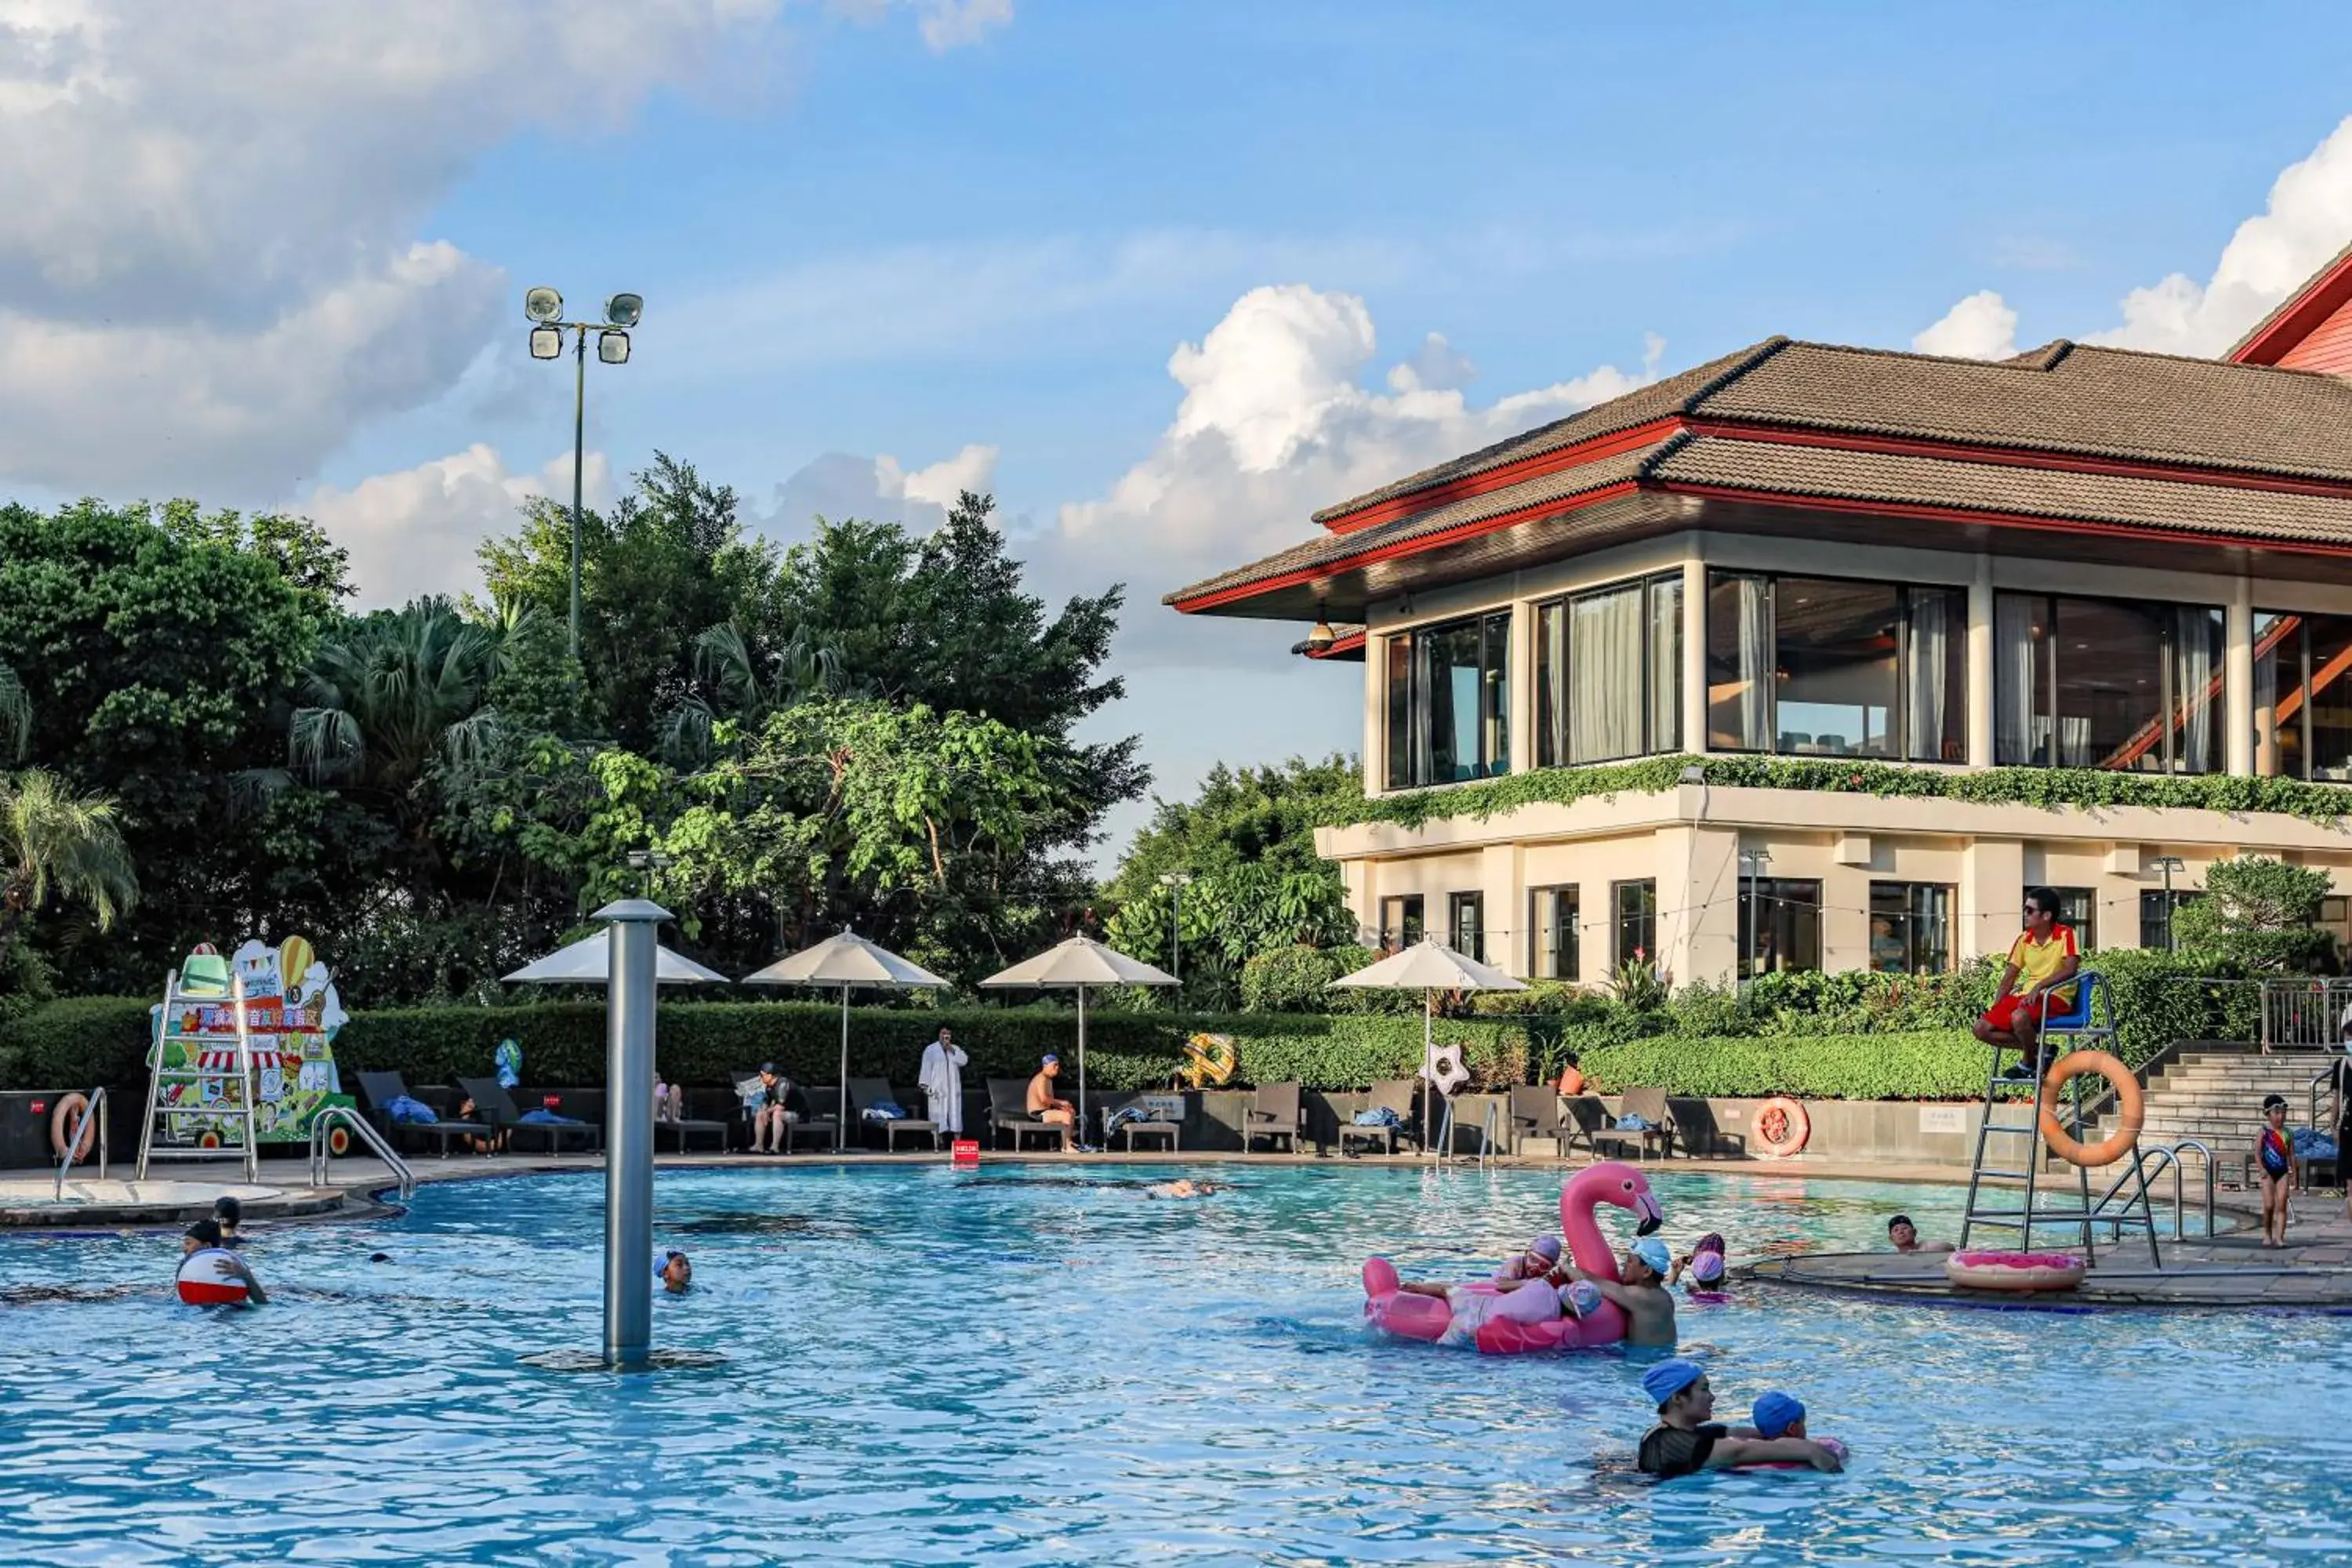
(1972, 887, 2081, 1080)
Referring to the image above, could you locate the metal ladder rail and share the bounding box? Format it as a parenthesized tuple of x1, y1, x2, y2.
(1961, 1044, 2097, 1255)
(2090, 1145, 2176, 1258)
(138, 974, 263, 1181)
(2167, 1139, 2218, 1238)
(51, 1087, 109, 1200)
(1479, 1101, 1500, 1170)
(308, 1106, 415, 1201)
(1432, 1095, 1454, 1162)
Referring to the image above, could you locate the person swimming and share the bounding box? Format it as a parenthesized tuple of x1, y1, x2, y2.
(1433, 1276, 1569, 1347)
(1143, 1178, 1225, 1200)
(1559, 1236, 1678, 1346)
(178, 1220, 267, 1307)
(1495, 1235, 1563, 1283)
(658, 1250, 693, 1294)
(1752, 1390, 1806, 1440)
(212, 1195, 243, 1243)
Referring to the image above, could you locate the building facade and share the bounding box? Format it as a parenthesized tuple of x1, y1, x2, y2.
(1167, 256, 2352, 985)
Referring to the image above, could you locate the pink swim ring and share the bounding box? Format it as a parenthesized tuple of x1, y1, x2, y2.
(1944, 1250, 2085, 1292)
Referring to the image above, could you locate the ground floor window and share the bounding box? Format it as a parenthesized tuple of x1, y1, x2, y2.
(2140, 888, 2201, 949)
(1613, 879, 1657, 970)
(2041, 886, 2097, 950)
(1377, 895, 1424, 951)
(1448, 891, 1485, 962)
(1738, 877, 1822, 978)
(1870, 881, 1952, 973)
(1530, 885, 1580, 981)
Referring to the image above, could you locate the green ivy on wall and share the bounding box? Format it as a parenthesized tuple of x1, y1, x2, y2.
(1326, 754, 2352, 832)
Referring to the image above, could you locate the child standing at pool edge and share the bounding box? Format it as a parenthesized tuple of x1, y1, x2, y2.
(2257, 1094, 2296, 1248)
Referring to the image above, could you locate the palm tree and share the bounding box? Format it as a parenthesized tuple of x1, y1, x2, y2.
(289, 597, 507, 793)
(0, 769, 138, 954)
(661, 621, 856, 761)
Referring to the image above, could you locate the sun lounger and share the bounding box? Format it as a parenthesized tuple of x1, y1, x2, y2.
(458, 1076, 601, 1156)
(1616, 1087, 1679, 1160)
(1566, 1094, 1642, 1160)
(848, 1077, 938, 1152)
(733, 1072, 840, 1152)
(986, 1077, 1073, 1152)
(358, 1070, 493, 1159)
(1241, 1080, 1301, 1153)
(1665, 1096, 1744, 1158)
(1338, 1078, 1422, 1156)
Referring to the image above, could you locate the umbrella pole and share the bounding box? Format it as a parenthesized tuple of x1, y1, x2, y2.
(1076, 984, 1087, 1150)
(838, 986, 850, 1152)
(1423, 989, 1434, 1160)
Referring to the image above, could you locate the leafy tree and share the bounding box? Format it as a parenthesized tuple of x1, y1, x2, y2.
(0, 769, 139, 958)
(2172, 855, 2336, 971)
(1103, 755, 1362, 903)
(0, 658, 25, 761)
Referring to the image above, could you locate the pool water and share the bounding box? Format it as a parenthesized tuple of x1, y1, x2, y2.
(1, 1163, 2347, 1565)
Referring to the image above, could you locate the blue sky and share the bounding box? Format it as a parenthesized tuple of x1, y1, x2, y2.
(11, 2, 2352, 868)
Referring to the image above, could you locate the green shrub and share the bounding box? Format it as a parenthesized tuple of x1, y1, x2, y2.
(1240, 945, 1374, 1013)
(1583, 1030, 1982, 1099)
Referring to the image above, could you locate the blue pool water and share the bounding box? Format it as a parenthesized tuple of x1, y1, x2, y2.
(1, 1163, 2347, 1565)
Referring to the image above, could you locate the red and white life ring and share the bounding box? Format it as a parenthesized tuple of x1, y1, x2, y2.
(50, 1094, 96, 1163)
(1753, 1097, 1810, 1159)
(1944, 1250, 2085, 1293)
(176, 1249, 253, 1307)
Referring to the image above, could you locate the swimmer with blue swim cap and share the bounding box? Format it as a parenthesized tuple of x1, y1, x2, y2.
(1636, 1362, 1841, 1477)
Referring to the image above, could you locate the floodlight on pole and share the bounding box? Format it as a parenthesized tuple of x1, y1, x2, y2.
(523, 285, 644, 661)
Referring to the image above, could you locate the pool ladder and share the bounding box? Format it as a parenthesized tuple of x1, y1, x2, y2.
(308, 1106, 416, 1201)
(1432, 1096, 1502, 1168)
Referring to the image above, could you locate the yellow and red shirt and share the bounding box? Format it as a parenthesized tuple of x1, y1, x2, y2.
(2006, 924, 2078, 1007)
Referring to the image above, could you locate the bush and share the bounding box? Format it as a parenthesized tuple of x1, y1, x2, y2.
(1240, 945, 1374, 1013)
(1584, 1031, 1982, 1099)
(2171, 855, 2336, 973)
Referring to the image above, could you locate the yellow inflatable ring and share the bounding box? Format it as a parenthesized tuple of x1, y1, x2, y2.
(1181, 1033, 1239, 1089)
(2038, 1050, 2142, 1168)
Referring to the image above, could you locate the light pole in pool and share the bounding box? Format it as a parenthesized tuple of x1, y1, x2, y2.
(598, 895, 665, 1369)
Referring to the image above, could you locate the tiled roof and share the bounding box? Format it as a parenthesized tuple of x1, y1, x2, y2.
(1171, 439, 1673, 604)
(1652, 436, 2352, 546)
(1308, 340, 1788, 524)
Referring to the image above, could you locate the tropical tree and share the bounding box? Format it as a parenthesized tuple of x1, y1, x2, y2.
(0, 770, 139, 956)
(2172, 855, 2336, 971)
(289, 597, 509, 798)
(0, 659, 25, 761)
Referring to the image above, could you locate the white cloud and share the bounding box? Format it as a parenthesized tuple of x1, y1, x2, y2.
(877, 442, 998, 508)
(1042, 284, 1662, 665)
(1918, 116, 2352, 361)
(296, 444, 610, 609)
(915, 0, 1012, 52)
(1911, 289, 2019, 361)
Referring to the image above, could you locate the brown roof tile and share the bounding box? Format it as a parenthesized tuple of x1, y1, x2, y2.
(1308, 339, 1788, 524)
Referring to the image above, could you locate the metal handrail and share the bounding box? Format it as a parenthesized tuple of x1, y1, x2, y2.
(2312, 1067, 2342, 1149)
(52, 1087, 108, 1200)
(308, 1106, 416, 1200)
(2167, 1138, 2218, 1238)
(1479, 1101, 1499, 1170)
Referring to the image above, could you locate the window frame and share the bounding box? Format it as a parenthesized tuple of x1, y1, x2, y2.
(2253, 609, 2352, 782)
(1529, 884, 1581, 982)
(1611, 878, 1658, 970)
(1703, 569, 1966, 763)
(1868, 880, 1955, 974)
(1383, 609, 1512, 789)
(1533, 570, 1684, 768)
(1377, 895, 1425, 951)
(1994, 590, 2225, 774)
(1737, 877, 1824, 979)
(2040, 886, 2098, 951)
(1447, 891, 1486, 963)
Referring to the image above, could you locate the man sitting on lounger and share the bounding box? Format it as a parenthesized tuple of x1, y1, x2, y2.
(751, 1063, 810, 1154)
(1027, 1055, 1077, 1133)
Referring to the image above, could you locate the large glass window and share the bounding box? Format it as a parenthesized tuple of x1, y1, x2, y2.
(1705, 572, 1965, 760)
(2043, 886, 2097, 950)
(1995, 593, 2223, 772)
(1534, 573, 1682, 766)
(1737, 878, 1822, 978)
(2140, 889, 2201, 950)
(1613, 879, 1657, 968)
(1385, 612, 1510, 788)
(1870, 881, 1952, 973)
(2254, 611, 2352, 780)
(1377, 895, 1424, 952)
(1530, 885, 1580, 981)
(1448, 891, 1485, 963)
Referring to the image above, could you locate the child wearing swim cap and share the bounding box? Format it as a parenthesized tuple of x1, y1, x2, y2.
(2257, 1094, 2295, 1249)
(1494, 1235, 1563, 1283)
(1751, 1391, 1806, 1439)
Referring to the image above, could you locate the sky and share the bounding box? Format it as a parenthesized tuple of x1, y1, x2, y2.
(11, 1, 2352, 868)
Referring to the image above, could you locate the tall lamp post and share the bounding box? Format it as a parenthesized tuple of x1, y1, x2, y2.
(525, 286, 644, 660)
(1158, 871, 1194, 984)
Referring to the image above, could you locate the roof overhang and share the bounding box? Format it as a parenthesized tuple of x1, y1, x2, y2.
(2230, 240, 2352, 366)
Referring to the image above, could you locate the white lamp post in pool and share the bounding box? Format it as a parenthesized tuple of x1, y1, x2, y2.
(502, 903, 728, 1368)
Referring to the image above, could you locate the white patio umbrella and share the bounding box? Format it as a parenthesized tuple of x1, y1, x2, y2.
(1331, 937, 1526, 1156)
(978, 936, 1176, 1142)
(740, 931, 950, 1150)
(503, 928, 732, 985)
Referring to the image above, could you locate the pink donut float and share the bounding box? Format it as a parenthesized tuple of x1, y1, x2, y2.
(1944, 1250, 2085, 1292)
(1362, 1161, 1663, 1353)
(176, 1249, 252, 1307)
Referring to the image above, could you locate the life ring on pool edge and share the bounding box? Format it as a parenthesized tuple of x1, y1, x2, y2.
(2038, 1049, 2142, 1168)
(325, 1123, 353, 1157)
(1753, 1097, 1809, 1159)
(50, 1093, 96, 1163)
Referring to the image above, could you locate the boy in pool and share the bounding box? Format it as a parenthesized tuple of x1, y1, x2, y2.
(212, 1195, 243, 1243)
(1886, 1214, 1954, 1254)
(1143, 1178, 1225, 1200)
(658, 1250, 693, 1294)
(2257, 1094, 2296, 1248)
(180, 1220, 268, 1307)
(1560, 1236, 1678, 1346)
(1636, 1360, 1841, 1476)
(1751, 1391, 1806, 1441)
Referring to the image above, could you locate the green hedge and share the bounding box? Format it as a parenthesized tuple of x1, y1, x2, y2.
(1329, 753, 2352, 830)
(0, 998, 1530, 1097)
(1581, 1030, 1983, 1100)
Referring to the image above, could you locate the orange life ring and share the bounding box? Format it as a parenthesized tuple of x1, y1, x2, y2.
(50, 1094, 96, 1163)
(1753, 1096, 1809, 1159)
(2038, 1049, 2142, 1168)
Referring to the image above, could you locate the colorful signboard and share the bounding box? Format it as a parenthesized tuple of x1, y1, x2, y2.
(150, 935, 355, 1145)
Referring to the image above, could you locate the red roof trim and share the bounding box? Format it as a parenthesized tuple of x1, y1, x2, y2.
(1656, 481, 2352, 561)
(2230, 248, 2352, 366)
(1170, 481, 1642, 613)
(1321, 416, 1684, 534)
(1681, 419, 2352, 500)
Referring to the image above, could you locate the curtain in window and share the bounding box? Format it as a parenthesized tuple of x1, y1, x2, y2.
(1570, 586, 1643, 762)
(2172, 605, 2217, 774)
(1904, 590, 1950, 763)
(1706, 574, 1770, 750)
(1648, 578, 1683, 753)
(1994, 594, 2039, 765)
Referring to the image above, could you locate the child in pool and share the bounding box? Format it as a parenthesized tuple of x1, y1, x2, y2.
(2258, 1094, 2296, 1248)
(1495, 1235, 1563, 1283)
(1667, 1232, 1726, 1290)
(1751, 1391, 1806, 1440)
(1436, 1276, 1575, 1348)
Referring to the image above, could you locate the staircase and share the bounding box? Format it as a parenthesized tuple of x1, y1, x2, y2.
(2073, 1045, 2342, 1173)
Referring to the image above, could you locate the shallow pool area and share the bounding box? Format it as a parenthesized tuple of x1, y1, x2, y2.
(2, 1163, 2347, 1565)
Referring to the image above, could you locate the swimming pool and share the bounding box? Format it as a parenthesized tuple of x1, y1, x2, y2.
(0, 1163, 2344, 1565)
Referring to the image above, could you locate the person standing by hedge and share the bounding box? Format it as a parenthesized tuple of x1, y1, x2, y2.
(919, 1026, 967, 1140)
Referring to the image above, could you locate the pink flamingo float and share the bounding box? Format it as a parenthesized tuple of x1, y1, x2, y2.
(1362, 1160, 1664, 1353)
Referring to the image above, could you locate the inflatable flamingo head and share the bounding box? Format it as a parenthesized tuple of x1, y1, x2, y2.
(1565, 1160, 1664, 1235)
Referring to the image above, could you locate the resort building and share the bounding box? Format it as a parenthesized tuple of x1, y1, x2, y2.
(1167, 249, 2352, 985)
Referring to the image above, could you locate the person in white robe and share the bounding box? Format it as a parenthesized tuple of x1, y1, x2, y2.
(917, 1026, 967, 1136)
